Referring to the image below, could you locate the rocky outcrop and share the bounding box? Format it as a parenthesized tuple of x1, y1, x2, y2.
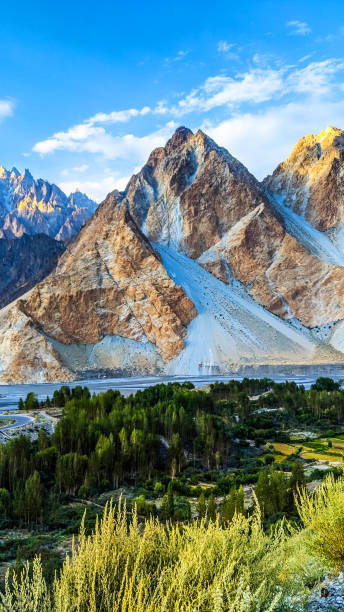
(0, 192, 196, 382)
(119, 126, 344, 330)
(3, 126, 344, 383)
(263, 126, 344, 235)
(123, 127, 277, 258)
(0, 167, 97, 240)
(0, 304, 75, 384)
(0, 234, 65, 309)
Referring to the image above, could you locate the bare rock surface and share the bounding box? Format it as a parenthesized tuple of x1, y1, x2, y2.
(3, 126, 344, 382)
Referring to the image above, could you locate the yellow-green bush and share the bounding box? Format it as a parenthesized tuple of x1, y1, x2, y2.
(0, 499, 323, 612)
(296, 471, 344, 569)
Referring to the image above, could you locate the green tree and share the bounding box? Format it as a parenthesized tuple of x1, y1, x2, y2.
(161, 482, 174, 520)
(207, 493, 217, 521)
(24, 471, 43, 524)
(221, 485, 244, 523)
(196, 491, 207, 519)
(24, 392, 39, 411)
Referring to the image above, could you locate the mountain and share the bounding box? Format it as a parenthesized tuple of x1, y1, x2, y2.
(1, 126, 344, 383)
(264, 126, 344, 238)
(0, 166, 97, 240)
(0, 234, 65, 309)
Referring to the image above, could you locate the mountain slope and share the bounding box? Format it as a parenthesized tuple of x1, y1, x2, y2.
(0, 166, 97, 240)
(120, 127, 344, 331)
(263, 126, 344, 247)
(155, 245, 329, 374)
(1, 126, 344, 383)
(0, 234, 65, 309)
(0, 192, 196, 382)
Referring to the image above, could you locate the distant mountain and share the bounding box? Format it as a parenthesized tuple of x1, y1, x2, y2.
(2, 126, 344, 383)
(0, 234, 65, 309)
(0, 166, 97, 240)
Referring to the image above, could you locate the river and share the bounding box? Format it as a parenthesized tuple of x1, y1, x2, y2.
(1, 363, 344, 412)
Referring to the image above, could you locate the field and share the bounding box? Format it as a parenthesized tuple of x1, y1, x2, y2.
(272, 436, 344, 463)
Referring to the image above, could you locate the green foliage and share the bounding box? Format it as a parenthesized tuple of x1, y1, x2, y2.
(132, 495, 156, 517)
(296, 471, 344, 568)
(311, 377, 341, 392)
(221, 485, 245, 523)
(1, 500, 324, 611)
(196, 491, 207, 519)
(206, 493, 217, 521)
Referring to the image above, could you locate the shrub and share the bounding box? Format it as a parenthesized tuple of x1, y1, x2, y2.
(296, 472, 344, 568)
(0, 500, 323, 611)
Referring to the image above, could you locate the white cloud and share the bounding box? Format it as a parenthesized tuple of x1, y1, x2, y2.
(61, 164, 89, 176)
(59, 174, 131, 202)
(34, 121, 177, 161)
(286, 20, 311, 35)
(88, 106, 151, 124)
(172, 69, 285, 114)
(217, 41, 235, 53)
(0, 100, 14, 121)
(286, 59, 344, 94)
(204, 98, 344, 180)
(167, 58, 344, 115)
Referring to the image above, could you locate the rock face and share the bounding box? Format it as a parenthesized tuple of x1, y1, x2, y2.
(0, 167, 97, 240)
(0, 234, 65, 309)
(264, 126, 344, 238)
(2, 126, 344, 383)
(0, 192, 196, 382)
(124, 127, 277, 258)
(122, 127, 344, 330)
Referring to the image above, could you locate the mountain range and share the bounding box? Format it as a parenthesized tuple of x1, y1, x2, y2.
(0, 166, 97, 240)
(1, 125, 344, 383)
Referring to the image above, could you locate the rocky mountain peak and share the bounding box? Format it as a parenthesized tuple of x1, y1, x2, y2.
(3, 126, 344, 383)
(20, 168, 34, 183)
(264, 126, 344, 234)
(122, 126, 271, 258)
(0, 165, 97, 240)
(165, 126, 193, 152)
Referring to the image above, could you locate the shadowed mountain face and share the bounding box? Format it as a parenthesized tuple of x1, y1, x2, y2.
(2, 126, 344, 383)
(0, 166, 97, 240)
(0, 234, 65, 309)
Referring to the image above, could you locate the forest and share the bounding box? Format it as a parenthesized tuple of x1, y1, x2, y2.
(1, 376, 344, 527)
(0, 377, 344, 609)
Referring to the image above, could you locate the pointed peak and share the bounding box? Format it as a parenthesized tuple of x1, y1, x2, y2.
(166, 126, 193, 151)
(19, 168, 34, 184)
(0, 165, 8, 179)
(319, 125, 342, 139)
(11, 167, 20, 177)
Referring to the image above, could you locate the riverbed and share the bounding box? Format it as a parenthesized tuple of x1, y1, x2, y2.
(1, 363, 344, 411)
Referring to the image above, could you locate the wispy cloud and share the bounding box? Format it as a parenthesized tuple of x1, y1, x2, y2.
(89, 106, 151, 124)
(165, 50, 189, 64)
(61, 164, 89, 176)
(217, 40, 235, 53)
(165, 58, 344, 115)
(286, 20, 311, 36)
(0, 99, 14, 121)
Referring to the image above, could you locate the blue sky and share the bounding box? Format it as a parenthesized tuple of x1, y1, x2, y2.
(1, 0, 344, 201)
